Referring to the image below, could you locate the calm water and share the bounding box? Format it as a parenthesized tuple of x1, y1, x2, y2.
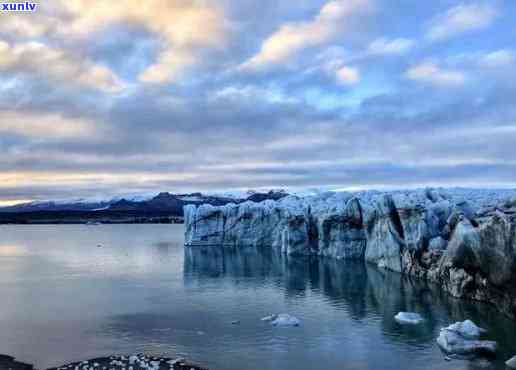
(0, 225, 515, 370)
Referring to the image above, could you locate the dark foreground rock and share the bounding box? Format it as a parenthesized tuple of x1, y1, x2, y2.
(0, 354, 208, 370)
(0, 354, 33, 370)
(48, 355, 208, 370)
(184, 188, 516, 319)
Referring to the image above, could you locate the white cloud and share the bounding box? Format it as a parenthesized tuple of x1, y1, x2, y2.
(405, 62, 465, 87)
(480, 49, 515, 68)
(0, 40, 123, 92)
(240, 0, 371, 70)
(426, 3, 498, 41)
(336, 66, 360, 85)
(0, 0, 227, 84)
(314, 54, 360, 85)
(0, 111, 95, 138)
(0, 13, 56, 38)
(367, 37, 414, 55)
(59, 0, 227, 84)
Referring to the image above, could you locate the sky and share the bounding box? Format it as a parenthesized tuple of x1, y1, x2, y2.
(1, 0, 516, 204)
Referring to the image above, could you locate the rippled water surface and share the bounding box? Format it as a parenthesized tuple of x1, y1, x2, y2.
(0, 224, 515, 370)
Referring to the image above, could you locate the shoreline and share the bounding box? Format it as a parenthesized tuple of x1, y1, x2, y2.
(0, 354, 209, 370)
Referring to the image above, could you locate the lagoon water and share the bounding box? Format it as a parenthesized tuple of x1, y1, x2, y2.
(0, 224, 515, 370)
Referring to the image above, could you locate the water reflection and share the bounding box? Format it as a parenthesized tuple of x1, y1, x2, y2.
(184, 245, 516, 370)
(1, 226, 515, 370)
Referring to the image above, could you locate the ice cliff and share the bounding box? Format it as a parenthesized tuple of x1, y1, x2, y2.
(184, 188, 516, 318)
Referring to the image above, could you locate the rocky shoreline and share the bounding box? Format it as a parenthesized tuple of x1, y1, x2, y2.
(0, 354, 208, 370)
(184, 188, 516, 319)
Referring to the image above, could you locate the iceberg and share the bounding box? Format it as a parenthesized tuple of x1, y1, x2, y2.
(184, 188, 516, 318)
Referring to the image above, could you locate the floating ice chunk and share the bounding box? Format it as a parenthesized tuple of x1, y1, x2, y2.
(437, 328, 496, 355)
(261, 314, 277, 322)
(271, 313, 300, 327)
(394, 312, 424, 325)
(437, 320, 495, 356)
(445, 320, 486, 339)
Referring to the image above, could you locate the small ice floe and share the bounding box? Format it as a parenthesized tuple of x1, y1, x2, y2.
(506, 355, 516, 369)
(437, 320, 496, 356)
(394, 312, 424, 325)
(445, 320, 486, 339)
(261, 314, 277, 322)
(271, 313, 300, 327)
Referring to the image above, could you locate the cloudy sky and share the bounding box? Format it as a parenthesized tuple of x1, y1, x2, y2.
(1, 0, 516, 204)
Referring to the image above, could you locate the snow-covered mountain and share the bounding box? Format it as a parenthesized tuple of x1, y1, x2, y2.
(0, 190, 289, 216)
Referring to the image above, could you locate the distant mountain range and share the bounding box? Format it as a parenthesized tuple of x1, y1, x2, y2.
(0, 190, 288, 224)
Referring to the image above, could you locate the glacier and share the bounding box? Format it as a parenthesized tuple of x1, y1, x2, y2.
(184, 188, 516, 318)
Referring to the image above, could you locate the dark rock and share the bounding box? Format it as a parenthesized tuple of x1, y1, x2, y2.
(246, 190, 287, 203)
(47, 354, 209, 370)
(0, 354, 33, 370)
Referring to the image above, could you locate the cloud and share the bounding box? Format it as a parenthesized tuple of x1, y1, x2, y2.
(1, 0, 516, 203)
(405, 62, 466, 87)
(425, 3, 498, 41)
(0, 110, 95, 138)
(212, 85, 298, 104)
(480, 49, 515, 68)
(367, 37, 414, 55)
(240, 0, 371, 70)
(0, 12, 57, 37)
(335, 66, 360, 85)
(59, 0, 227, 83)
(0, 1, 227, 84)
(0, 40, 123, 92)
